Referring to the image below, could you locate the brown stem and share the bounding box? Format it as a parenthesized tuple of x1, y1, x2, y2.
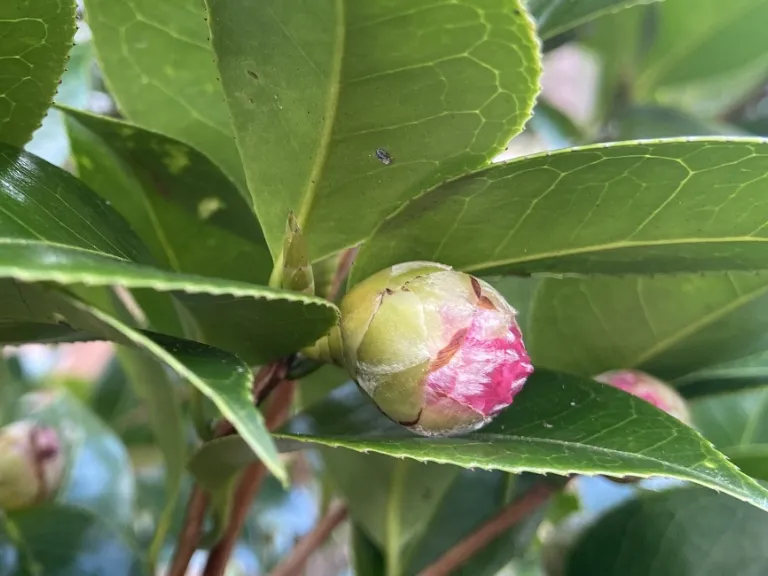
(416, 483, 555, 576)
(202, 380, 296, 576)
(168, 486, 210, 576)
(169, 362, 283, 575)
(267, 500, 348, 576)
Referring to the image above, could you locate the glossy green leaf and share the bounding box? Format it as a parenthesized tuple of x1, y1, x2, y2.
(0, 144, 339, 363)
(205, 0, 542, 259)
(566, 487, 768, 576)
(674, 351, 768, 397)
(1, 504, 147, 576)
(693, 388, 768, 481)
(528, 0, 661, 39)
(352, 139, 768, 282)
(62, 108, 272, 284)
(82, 0, 248, 195)
(277, 370, 768, 511)
(116, 349, 185, 562)
(0, 0, 76, 146)
(528, 273, 768, 381)
(15, 388, 136, 529)
(636, 0, 768, 96)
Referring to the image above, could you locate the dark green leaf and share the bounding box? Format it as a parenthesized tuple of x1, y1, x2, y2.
(611, 105, 749, 140)
(2, 281, 288, 485)
(116, 349, 186, 561)
(62, 108, 272, 284)
(0, 144, 339, 363)
(352, 139, 768, 282)
(693, 387, 768, 481)
(351, 522, 386, 576)
(529, 0, 661, 40)
(1, 504, 147, 576)
(205, 0, 542, 259)
(528, 273, 768, 381)
(636, 0, 768, 95)
(566, 487, 768, 576)
(0, 0, 76, 146)
(82, 0, 248, 195)
(277, 370, 768, 511)
(405, 472, 546, 576)
(323, 451, 459, 575)
(15, 388, 135, 529)
(675, 351, 768, 397)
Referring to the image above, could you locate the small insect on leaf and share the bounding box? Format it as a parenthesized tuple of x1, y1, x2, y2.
(375, 148, 393, 165)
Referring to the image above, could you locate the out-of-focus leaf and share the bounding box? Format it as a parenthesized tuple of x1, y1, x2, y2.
(296, 365, 349, 411)
(693, 387, 768, 481)
(15, 388, 136, 529)
(566, 487, 768, 576)
(529, 100, 584, 150)
(117, 349, 186, 562)
(637, 0, 768, 96)
(278, 371, 768, 511)
(206, 0, 542, 260)
(82, 0, 248, 195)
(0, 144, 339, 364)
(674, 351, 768, 397)
(529, 0, 662, 40)
(63, 108, 271, 284)
(0, 503, 147, 576)
(0, 0, 76, 146)
(352, 139, 768, 282)
(611, 105, 748, 140)
(405, 472, 547, 576)
(26, 42, 95, 167)
(351, 522, 386, 576)
(528, 273, 768, 381)
(323, 451, 459, 575)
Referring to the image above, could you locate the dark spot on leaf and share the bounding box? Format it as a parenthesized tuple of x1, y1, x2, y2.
(247, 70, 259, 81)
(375, 148, 393, 165)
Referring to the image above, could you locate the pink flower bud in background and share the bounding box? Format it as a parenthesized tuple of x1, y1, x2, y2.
(329, 262, 534, 436)
(0, 421, 64, 510)
(595, 370, 691, 424)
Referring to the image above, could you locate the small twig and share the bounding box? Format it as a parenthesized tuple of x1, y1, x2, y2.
(416, 483, 555, 576)
(202, 380, 296, 576)
(169, 362, 282, 574)
(267, 500, 348, 576)
(168, 486, 210, 576)
(327, 247, 359, 302)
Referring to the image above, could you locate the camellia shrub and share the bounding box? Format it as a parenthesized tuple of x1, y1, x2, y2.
(3, 0, 768, 574)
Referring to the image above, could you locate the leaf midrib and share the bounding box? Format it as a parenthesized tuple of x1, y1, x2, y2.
(462, 236, 768, 274)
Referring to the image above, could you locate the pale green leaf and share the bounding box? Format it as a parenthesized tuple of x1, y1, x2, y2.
(0, 0, 76, 146)
(206, 0, 542, 259)
(82, 0, 248, 195)
(352, 139, 768, 283)
(528, 0, 662, 39)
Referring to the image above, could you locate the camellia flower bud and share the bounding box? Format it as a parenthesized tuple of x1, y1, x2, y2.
(595, 370, 691, 424)
(0, 421, 64, 510)
(325, 261, 533, 436)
